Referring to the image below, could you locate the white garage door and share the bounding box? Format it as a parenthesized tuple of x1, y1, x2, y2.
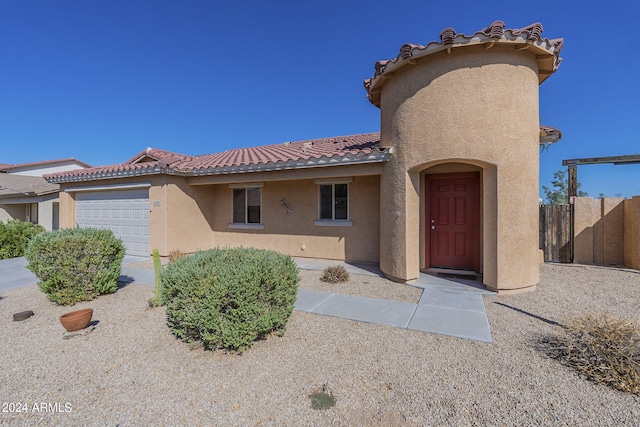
(75, 189, 150, 256)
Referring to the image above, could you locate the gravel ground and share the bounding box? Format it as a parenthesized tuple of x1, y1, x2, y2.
(298, 269, 423, 304)
(1, 263, 639, 426)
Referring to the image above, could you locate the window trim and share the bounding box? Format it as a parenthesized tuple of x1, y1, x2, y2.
(314, 177, 352, 185)
(229, 184, 264, 228)
(228, 223, 265, 230)
(314, 219, 353, 227)
(228, 182, 264, 189)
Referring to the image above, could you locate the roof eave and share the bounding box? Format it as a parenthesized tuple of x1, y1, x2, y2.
(539, 126, 562, 144)
(365, 33, 563, 107)
(185, 151, 391, 177)
(46, 167, 168, 184)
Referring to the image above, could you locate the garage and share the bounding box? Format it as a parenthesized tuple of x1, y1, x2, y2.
(75, 188, 150, 256)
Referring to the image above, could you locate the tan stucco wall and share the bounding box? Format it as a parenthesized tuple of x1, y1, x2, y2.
(37, 196, 59, 231)
(573, 197, 625, 266)
(208, 175, 380, 263)
(57, 170, 381, 262)
(573, 197, 599, 264)
(624, 196, 640, 269)
(150, 175, 215, 255)
(603, 198, 625, 265)
(377, 45, 541, 292)
(2, 197, 58, 230)
(0, 204, 26, 223)
(59, 175, 214, 256)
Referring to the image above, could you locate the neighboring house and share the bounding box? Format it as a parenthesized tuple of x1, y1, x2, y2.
(46, 21, 563, 293)
(0, 158, 90, 231)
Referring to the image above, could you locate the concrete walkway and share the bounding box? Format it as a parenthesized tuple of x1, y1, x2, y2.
(1, 256, 494, 342)
(293, 258, 494, 343)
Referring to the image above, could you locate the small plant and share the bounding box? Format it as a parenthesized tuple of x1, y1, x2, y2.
(25, 227, 125, 305)
(309, 383, 336, 410)
(167, 248, 186, 263)
(0, 219, 45, 260)
(149, 249, 164, 307)
(543, 313, 640, 395)
(321, 265, 350, 283)
(162, 247, 299, 353)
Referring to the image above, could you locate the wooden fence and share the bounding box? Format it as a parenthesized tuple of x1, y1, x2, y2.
(539, 204, 574, 263)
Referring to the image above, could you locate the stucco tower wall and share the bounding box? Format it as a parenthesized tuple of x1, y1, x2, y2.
(624, 196, 640, 270)
(379, 45, 541, 292)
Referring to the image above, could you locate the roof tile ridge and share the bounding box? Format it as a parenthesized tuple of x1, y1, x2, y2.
(365, 21, 563, 104)
(480, 20, 506, 38)
(509, 22, 543, 41)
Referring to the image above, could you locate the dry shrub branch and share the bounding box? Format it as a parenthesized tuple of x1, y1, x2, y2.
(321, 265, 350, 283)
(544, 313, 640, 395)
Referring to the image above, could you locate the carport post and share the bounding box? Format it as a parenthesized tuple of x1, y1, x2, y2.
(567, 163, 577, 199)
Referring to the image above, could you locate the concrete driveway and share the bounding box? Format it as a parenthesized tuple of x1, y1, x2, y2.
(0, 256, 156, 292)
(0, 257, 38, 292)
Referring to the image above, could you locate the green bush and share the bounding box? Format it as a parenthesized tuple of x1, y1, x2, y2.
(0, 219, 45, 259)
(162, 247, 300, 353)
(25, 227, 126, 305)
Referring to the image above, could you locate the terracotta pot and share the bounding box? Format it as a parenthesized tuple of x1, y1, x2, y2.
(59, 308, 93, 332)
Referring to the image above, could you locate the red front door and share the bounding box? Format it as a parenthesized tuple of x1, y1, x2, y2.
(426, 173, 480, 271)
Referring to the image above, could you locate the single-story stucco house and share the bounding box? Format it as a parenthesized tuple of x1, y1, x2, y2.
(0, 158, 90, 230)
(46, 21, 563, 294)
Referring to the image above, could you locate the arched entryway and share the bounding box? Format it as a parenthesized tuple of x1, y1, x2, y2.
(420, 162, 487, 277)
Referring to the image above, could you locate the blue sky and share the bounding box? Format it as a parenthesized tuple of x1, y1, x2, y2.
(1, 1, 639, 198)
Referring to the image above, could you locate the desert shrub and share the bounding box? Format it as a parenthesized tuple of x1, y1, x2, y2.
(309, 383, 336, 410)
(0, 219, 45, 259)
(25, 227, 125, 305)
(544, 313, 640, 395)
(321, 265, 350, 283)
(149, 249, 164, 307)
(162, 247, 299, 353)
(168, 248, 186, 263)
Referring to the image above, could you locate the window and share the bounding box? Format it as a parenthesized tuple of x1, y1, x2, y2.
(232, 187, 261, 224)
(314, 180, 352, 226)
(319, 183, 348, 220)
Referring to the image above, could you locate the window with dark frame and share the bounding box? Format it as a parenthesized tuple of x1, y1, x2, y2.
(319, 183, 348, 220)
(232, 187, 261, 224)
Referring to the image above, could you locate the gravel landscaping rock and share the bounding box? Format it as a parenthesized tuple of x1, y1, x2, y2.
(298, 269, 423, 304)
(1, 263, 639, 426)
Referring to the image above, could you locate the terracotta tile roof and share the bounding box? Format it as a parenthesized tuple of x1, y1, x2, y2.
(45, 148, 193, 183)
(44, 162, 166, 182)
(124, 148, 194, 166)
(0, 174, 59, 198)
(539, 125, 562, 144)
(364, 21, 564, 107)
(177, 132, 384, 173)
(45, 133, 389, 183)
(0, 157, 91, 172)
